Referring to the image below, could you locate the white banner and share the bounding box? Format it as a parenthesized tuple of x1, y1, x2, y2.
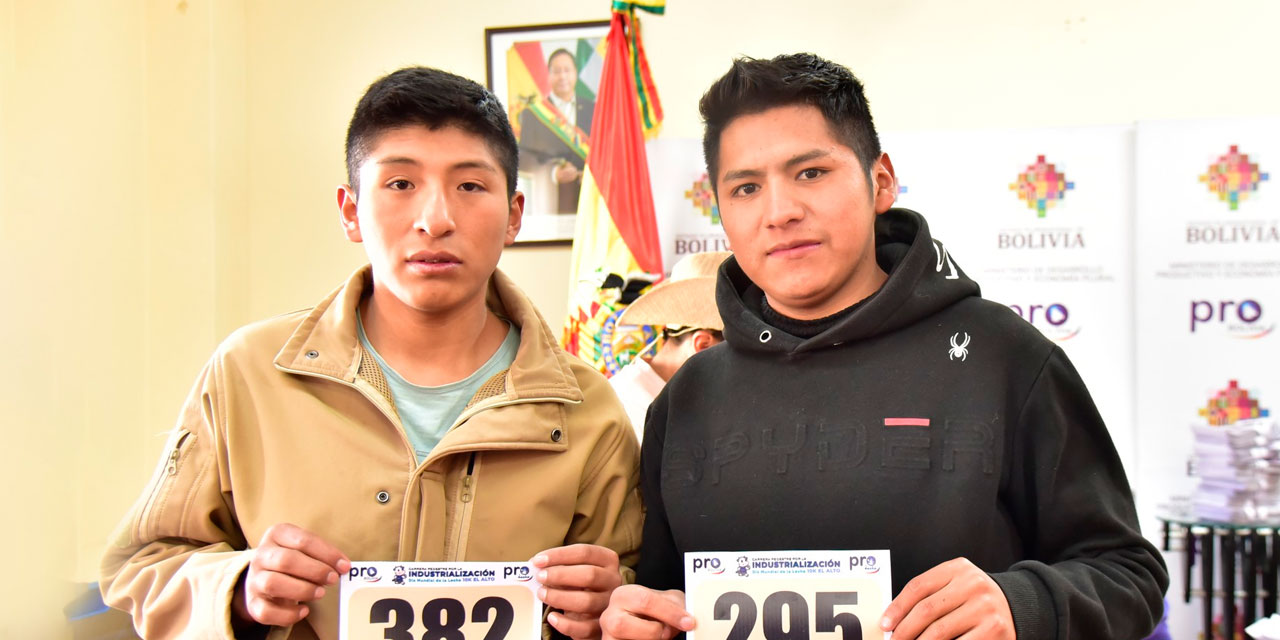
(1133, 118, 1280, 519)
(881, 126, 1137, 475)
(1132, 117, 1280, 635)
(646, 138, 730, 272)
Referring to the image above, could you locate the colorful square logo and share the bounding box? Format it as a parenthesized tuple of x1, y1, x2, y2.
(1199, 380, 1270, 426)
(1010, 155, 1075, 218)
(1199, 145, 1269, 211)
(685, 173, 720, 225)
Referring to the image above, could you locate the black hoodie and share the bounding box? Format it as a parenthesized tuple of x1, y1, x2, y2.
(635, 209, 1168, 639)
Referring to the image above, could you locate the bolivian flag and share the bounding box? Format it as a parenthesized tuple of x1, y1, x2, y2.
(563, 2, 665, 374)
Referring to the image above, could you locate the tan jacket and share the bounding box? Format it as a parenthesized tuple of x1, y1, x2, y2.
(101, 266, 642, 640)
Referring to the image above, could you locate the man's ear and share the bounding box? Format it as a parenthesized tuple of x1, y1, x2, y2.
(504, 191, 525, 246)
(691, 329, 719, 353)
(337, 185, 362, 243)
(871, 152, 898, 214)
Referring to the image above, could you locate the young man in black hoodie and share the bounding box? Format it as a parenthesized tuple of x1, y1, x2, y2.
(599, 54, 1167, 640)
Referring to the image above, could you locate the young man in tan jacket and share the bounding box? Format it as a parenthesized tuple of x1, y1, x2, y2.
(101, 66, 642, 640)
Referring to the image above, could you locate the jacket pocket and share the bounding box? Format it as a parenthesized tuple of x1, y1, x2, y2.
(134, 428, 197, 541)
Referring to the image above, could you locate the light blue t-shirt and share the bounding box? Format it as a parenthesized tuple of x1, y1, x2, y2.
(358, 314, 520, 463)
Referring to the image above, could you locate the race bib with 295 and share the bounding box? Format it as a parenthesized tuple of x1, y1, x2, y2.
(685, 550, 891, 640)
(339, 561, 542, 640)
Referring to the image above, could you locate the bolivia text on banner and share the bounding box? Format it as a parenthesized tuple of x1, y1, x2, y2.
(562, 1, 665, 375)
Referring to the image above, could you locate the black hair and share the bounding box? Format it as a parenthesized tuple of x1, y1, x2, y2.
(547, 48, 576, 69)
(699, 53, 881, 192)
(344, 66, 518, 197)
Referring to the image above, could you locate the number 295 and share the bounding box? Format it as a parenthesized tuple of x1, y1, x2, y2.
(713, 591, 863, 640)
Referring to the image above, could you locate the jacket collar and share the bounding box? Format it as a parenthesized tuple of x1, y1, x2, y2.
(274, 265, 584, 403)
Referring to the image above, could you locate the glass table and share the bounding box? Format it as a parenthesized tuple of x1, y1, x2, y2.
(1159, 508, 1279, 639)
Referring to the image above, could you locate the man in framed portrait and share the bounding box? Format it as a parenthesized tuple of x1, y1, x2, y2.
(517, 47, 594, 214)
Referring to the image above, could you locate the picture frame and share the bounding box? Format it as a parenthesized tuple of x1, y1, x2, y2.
(485, 20, 610, 245)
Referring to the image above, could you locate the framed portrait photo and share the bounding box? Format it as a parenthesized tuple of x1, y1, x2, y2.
(485, 20, 610, 244)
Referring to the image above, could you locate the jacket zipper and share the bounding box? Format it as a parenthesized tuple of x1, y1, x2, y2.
(433, 395, 580, 560)
(135, 428, 192, 540)
(449, 453, 478, 562)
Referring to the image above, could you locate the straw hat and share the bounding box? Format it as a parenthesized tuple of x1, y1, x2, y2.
(617, 251, 731, 331)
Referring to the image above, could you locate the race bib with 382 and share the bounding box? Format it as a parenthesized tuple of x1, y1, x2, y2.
(339, 561, 542, 640)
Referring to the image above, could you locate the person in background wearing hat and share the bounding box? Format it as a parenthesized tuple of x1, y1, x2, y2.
(609, 252, 730, 438)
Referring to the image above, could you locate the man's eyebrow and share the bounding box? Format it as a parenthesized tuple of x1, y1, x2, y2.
(783, 149, 831, 169)
(720, 167, 763, 184)
(376, 156, 421, 166)
(450, 160, 499, 173)
(373, 158, 498, 173)
(720, 149, 833, 184)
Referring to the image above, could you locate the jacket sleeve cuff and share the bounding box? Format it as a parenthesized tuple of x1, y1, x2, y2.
(990, 569, 1057, 639)
(212, 552, 294, 640)
(214, 552, 250, 639)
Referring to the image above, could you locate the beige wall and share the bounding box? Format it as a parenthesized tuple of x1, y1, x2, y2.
(1, 0, 248, 635)
(3, 0, 1278, 635)
(238, 1, 611, 321)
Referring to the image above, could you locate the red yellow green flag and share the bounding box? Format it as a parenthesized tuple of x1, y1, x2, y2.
(562, 2, 666, 374)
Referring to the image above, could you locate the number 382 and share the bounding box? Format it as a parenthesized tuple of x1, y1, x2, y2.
(713, 591, 863, 640)
(367, 596, 513, 640)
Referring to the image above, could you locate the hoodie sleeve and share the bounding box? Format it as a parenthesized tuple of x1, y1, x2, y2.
(990, 347, 1168, 640)
(99, 356, 286, 640)
(634, 389, 685, 591)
